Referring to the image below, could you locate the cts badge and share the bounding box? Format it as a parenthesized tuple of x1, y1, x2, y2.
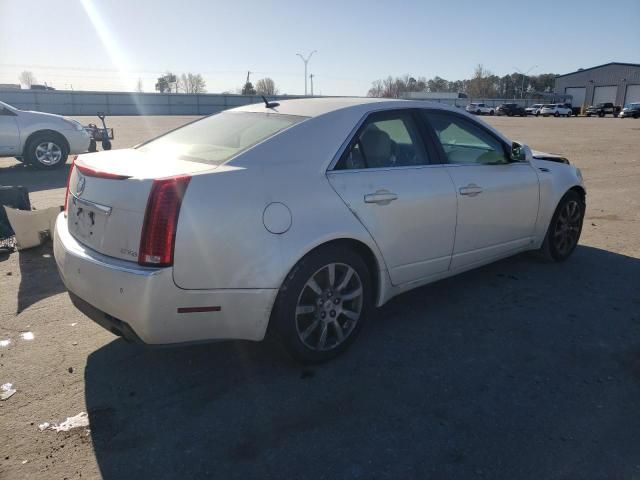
(76, 175, 86, 196)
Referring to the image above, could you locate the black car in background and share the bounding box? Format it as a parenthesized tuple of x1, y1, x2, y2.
(496, 103, 526, 116)
(619, 103, 640, 118)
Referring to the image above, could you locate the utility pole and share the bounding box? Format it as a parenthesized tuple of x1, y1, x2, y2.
(310, 74, 314, 96)
(513, 65, 537, 99)
(296, 50, 317, 96)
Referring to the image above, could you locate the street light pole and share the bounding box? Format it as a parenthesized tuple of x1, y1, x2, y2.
(296, 50, 317, 96)
(310, 74, 314, 96)
(513, 65, 538, 99)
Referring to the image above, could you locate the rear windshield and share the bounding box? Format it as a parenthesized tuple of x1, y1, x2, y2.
(138, 111, 307, 165)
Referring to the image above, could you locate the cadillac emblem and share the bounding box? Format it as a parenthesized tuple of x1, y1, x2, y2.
(76, 175, 86, 196)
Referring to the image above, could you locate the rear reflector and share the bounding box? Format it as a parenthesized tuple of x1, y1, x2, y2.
(138, 175, 191, 267)
(75, 164, 131, 180)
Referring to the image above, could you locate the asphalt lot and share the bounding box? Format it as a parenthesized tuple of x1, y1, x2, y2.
(1, 114, 639, 479)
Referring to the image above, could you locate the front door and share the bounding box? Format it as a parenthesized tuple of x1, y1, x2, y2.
(421, 110, 540, 270)
(0, 107, 20, 156)
(327, 110, 457, 286)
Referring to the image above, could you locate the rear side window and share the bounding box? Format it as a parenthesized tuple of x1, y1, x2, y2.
(138, 111, 306, 165)
(334, 111, 428, 170)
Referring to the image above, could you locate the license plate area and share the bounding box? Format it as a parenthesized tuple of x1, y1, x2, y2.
(69, 195, 111, 243)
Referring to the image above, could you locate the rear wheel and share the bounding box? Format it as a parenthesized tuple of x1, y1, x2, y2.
(489, 110, 495, 116)
(554, 111, 560, 117)
(541, 191, 585, 262)
(24, 133, 68, 169)
(273, 246, 372, 363)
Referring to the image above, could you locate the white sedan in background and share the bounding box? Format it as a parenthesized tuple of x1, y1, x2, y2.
(540, 104, 572, 117)
(54, 98, 586, 362)
(0, 100, 91, 168)
(465, 103, 495, 115)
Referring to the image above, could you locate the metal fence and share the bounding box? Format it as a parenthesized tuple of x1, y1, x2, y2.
(0, 89, 306, 116)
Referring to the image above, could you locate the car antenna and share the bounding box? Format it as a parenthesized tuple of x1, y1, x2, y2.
(261, 95, 280, 109)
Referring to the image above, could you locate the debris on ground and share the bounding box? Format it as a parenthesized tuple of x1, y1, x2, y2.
(0, 339, 11, 347)
(39, 412, 89, 433)
(1, 383, 17, 400)
(20, 332, 34, 341)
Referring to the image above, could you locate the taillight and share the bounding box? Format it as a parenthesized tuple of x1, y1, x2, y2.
(63, 156, 77, 214)
(138, 175, 191, 267)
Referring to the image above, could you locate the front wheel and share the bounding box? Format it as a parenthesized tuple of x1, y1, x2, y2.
(24, 134, 68, 169)
(489, 110, 495, 116)
(554, 111, 560, 117)
(273, 246, 372, 363)
(541, 191, 585, 262)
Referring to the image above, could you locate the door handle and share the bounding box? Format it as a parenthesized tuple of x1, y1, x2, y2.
(364, 190, 398, 205)
(459, 183, 483, 197)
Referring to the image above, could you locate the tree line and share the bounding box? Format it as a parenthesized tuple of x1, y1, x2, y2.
(154, 72, 279, 96)
(367, 64, 558, 99)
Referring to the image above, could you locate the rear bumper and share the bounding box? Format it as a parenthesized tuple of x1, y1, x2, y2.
(53, 213, 278, 344)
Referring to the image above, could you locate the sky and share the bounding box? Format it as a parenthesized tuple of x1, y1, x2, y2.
(0, 0, 638, 96)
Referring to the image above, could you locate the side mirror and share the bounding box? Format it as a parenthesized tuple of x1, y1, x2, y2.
(510, 141, 531, 162)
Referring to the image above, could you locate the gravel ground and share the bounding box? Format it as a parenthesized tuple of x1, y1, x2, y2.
(1, 115, 639, 480)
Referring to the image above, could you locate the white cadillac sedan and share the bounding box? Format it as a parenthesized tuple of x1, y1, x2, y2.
(54, 98, 586, 362)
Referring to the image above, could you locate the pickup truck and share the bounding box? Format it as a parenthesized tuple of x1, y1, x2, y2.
(585, 103, 622, 117)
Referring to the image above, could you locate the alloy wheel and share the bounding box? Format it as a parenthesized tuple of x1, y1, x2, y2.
(553, 199, 582, 256)
(35, 141, 63, 166)
(295, 263, 363, 352)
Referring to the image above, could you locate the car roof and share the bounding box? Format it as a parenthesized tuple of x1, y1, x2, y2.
(231, 96, 457, 118)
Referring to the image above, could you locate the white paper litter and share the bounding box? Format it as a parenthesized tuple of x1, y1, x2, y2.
(20, 332, 34, 341)
(1, 383, 16, 400)
(3, 206, 61, 250)
(0, 339, 11, 347)
(39, 412, 89, 433)
(69, 323, 78, 327)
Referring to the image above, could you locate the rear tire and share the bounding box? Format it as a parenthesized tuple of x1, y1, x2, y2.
(540, 190, 585, 262)
(489, 110, 495, 116)
(24, 133, 68, 169)
(554, 111, 560, 117)
(272, 245, 373, 363)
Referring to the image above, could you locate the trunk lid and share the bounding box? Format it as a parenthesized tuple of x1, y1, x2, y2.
(66, 149, 214, 262)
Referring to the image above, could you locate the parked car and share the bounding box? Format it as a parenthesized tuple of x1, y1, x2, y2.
(525, 104, 544, 116)
(586, 102, 622, 117)
(465, 103, 495, 115)
(496, 103, 526, 117)
(54, 98, 586, 363)
(619, 102, 640, 118)
(540, 104, 572, 117)
(0, 100, 91, 169)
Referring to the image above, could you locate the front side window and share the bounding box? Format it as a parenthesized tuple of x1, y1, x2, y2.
(422, 111, 508, 165)
(335, 112, 428, 170)
(138, 111, 306, 165)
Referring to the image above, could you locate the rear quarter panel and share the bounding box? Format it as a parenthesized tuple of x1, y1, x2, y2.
(172, 111, 387, 290)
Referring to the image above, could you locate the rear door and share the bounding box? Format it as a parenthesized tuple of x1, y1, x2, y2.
(327, 109, 457, 286)
(0, 106, 20, 156)
(420, 110, 539, 270)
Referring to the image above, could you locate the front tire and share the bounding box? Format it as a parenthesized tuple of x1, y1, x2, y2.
(489, 110, 495, 116)
(541, 191, 585, 262)
(24, 134, 68, 169)
(554, 111, 560, 117)
(272, 246, 373, 363)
